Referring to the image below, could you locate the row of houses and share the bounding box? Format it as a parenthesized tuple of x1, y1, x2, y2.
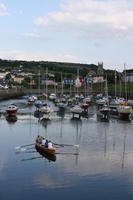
(1, 63, 133, 89)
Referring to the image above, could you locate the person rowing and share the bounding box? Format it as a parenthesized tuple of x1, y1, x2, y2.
(36, 135, 43, 144)
(42, 139, 53, 149)
(42, 138, 46, 146)
(48, 140, 53, 149)
(41, 138, 48, 148)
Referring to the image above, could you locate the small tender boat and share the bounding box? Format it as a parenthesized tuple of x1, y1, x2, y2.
(100, 105, 110, 115)
(28, 96, 35, 105)
(6, 115, 18, 123)
(39, 103, 51, 114)
(35, 100, 43, 109)
(35, 136, 56, 155)
(83, 96, 92, 105)
(96, 97, 108, 106)
(81, 103, 89, 110)
(70, 105, 83, 114)
(118, 105, 132, 120)
(67, 99, 73, 106)
(49, 93, 56, 101)
(98, 104, 110, 120)
(6, 104, 18, 116)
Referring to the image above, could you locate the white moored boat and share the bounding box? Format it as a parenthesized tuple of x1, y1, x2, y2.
(6, 104, 18, 116)
(49, 93, 56, 101)
(70, 105, 83, 114)
(40, 103, 51, 114)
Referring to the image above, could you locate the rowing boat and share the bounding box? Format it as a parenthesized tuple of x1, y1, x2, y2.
(35, 136, 56, 155)
(35, 146, 56, 162)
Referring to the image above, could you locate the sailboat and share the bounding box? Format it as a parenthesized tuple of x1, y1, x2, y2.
(70, 69, 83, 118)
(117, 65, 132, 120)
(58, 72, 67, 111)
(35, 69, 43, 111)
(6, 104, 18, 116)
(109, 70, 119, 115)
(49, 81, 57, 101)
(97, 78, 110, 120)
(40, 68, 52, 119)
(28, 76, 36, 105)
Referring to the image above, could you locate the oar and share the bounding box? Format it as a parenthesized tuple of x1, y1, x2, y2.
(21, 156, 42, 162)
(15, 143, 35, 151)
(16, 147, 35, 153)
(56, 152, 79, 155)
(53, 142, 79, 148)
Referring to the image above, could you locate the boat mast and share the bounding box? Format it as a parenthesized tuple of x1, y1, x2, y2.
(54, 81, 56, 96)
(119, 73, 122, 97)
(61, 72, 63, 97)
(38, 68, 40, 97)
(84, 81, 87, 97)
(70, 82, 72, 96)
(46, 67, 48, 103)
(115, 69, 117, 98)
(105, 75, 108, 99)
(77, 68, 79, 95)
(124, 64, 127, 101)
(30, 75, 32, 96)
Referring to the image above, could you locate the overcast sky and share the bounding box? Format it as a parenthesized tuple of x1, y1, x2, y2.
(0, 0, 133, 71)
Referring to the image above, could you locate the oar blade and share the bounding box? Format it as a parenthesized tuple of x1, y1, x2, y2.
(15, 147, 27, 153)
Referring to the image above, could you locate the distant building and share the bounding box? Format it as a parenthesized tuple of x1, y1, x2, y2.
(0, 72, 9, 80)
(63, 79, 75, 86)
(124, 69, 133, 83)
(93, 76, 104, 83)
(41, 80, 56, 86)
(97, 62, 104, 76)
(29, 79, 35, 86)
(42, 73, 55, 80)
(79, 77, 86, 86)
(86, 75, 93, 84)
(13, 75, 24, 84)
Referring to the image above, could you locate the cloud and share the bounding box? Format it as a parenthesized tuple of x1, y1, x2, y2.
(0, 2, 9, 16)
(22, 32, 55, 41)
(23, 32, 41, 39)
(34, 173, 73, 189)
(34, 0, 133, 40)
(0, 50, 79, 63)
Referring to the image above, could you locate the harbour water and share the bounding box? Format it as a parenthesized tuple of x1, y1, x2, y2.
(1, 97, 133, 199)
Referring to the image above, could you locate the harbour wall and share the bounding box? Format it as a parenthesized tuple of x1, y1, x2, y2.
(0, 89, 24, 101)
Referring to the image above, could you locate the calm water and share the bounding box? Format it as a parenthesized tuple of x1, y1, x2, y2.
(1, 98, 133, 199)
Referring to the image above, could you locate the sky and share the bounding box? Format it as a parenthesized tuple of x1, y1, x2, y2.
(0, 0, 133, 71)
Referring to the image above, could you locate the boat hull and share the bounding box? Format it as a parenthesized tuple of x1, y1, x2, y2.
(35, 145, 56, 161)
(118, 113, 132, 120)
(6, 109, 18, 116)
(35, 142, 56, 155)
(81, 103, 89, 110)
(118, 106, 132, 120)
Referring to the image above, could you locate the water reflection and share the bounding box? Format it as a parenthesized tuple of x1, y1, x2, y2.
(70, 118, 82, 145)
(121, 124, 129, 169)
(5, 115, 18, 124)
(1, 99, 133, 199)
(34, 110, 43, 119)
(57, 110, 65, 119)
(41, 118, 51, 129)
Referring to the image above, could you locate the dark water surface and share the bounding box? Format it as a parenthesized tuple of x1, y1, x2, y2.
(1, 98, 133, 199)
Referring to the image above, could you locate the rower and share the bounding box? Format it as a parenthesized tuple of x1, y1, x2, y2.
(42, 138, 46, 146)
(37, 135, 42, 144)
(45, 139, 48, 148)
(48, 140, 53, 149)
